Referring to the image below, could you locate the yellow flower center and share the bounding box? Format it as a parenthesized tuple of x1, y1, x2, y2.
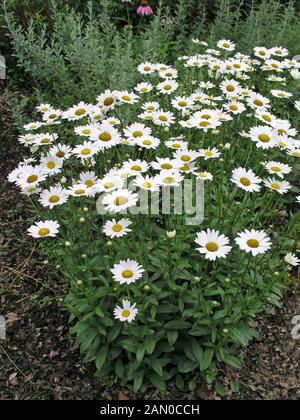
(204, 151, 213, 157)
(56, 151, 65, 158)
(172, 143, 180, 149)
(271, 63, 278, 68)
(247, 239, 259, 248)
(240, 177, 251, 186)
(143, 140, 152, 146)
(85, 180, 94, 187)
(40, 138, 50, 144)
(131, 165, 142, 172)
(142, 182, 152, 189)
(199, 121, 210, 127)
(104, 182, 114, 189)
(38, 228, 50, 236)
(48, 114, 57, 119)
(112, 224, 123, 232)
(292, 151, 300, 157)
(223, 42, 230, 48)
(206, 242, 219, 252)
(27, 175, 38, 183)
(178, 101, 187, 107)
(121, 309, 131, 318)
(74, 189, 85, 195)
(277, 129, 286, 134)
(201, 114, 211, 120)
(49, 195, 60, 203)
(262, 115, 271, 122)
(253, 99, 263, 107)
(99, 132, 112, 142)
(258, 134, 270, 142)
(41, 107, 49, 112)
(159, 116, 168, 122)
(233, 63, 241, 68)
(226, 85, 235, 92)
(144, 66, 151, 71)
(114, 197, 128, 206)
(271, 166, 281, 172)
(230, 105, 238, 111)
(161, 163, 172, 170)
(140, 88, 148, 93)
(81, 148, 91, 155)
(133, 131, 143, 138)
(163, 177, 175, 184)
(122, 95, 131, 101)
(271, 183, 280, 189)
(259, 50, 266, 56)
(82, 129, 91, 135)
(47, 161, 56, 169)
(165, 72, 173, 77)
(122, 270, 134, 279)
(75, 108, 86, 116)
(181, 155, 191, 162)
(147, 106, 155, 110)
(103, 97, 114, 106)
(163, 85, 172, 91)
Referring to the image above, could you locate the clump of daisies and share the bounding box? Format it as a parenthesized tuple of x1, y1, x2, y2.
(8, 39, 300, 393)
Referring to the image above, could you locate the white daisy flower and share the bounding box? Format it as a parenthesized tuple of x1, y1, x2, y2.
(254, 46, 271, 60)
(171, 96, 194, 111)
(122, 159, 149, 176)
(152, 110, 175, 126)
(117, 91, 139, 104)
(90, 123, 121, 149)
(34, 133, 58, 146)
(137, 62, 156, 75)
(271, 89, 293, 99)
(18, 134, 35, 146)
(159, 68, 178, 79)
(16, 165, 47, 189)
(248, 125, 277, 149)
(24, 122, 42, 131)
(40, 155, 63, 175)
(246, 93, 270, 110)
(96, 176, 125, 193)
(220, 79, 241, 97)
(114, 300, 138, 323)
(134, 175, 160, 192)
(49, 144, 73, 160)
(103, 218, 132, 238)
(74, 125, 95, 137)
(42, 109, 62, 123)
(151, 157, 181, 171)
(142, 101, 160, 112)
(39, 186, 68, 209)
(235, 229, 272, 256)
(135, 135, 160, 149)
(263, 178, 292, 194)
(224, 101, 246, 114)
(195, 229, 232, 261)
(134, 82, 153, 94)
(173, 149, 200, 164)
(165, 139, 188, 150)
(123, 123, 152, 140)
(157, 170, 184, 187)
(111, 259, 145, 284)
(231, 168, 262, 192)
(72, 141, 100, 160)
(217, 39, 235, 51)
(36, 103, 52, 113)
(157, 79, 179, 95)
(96, 90, 117, 110)
(62, 101, 92, 121)
(193, 171, 213, 181)
(28, 220, 60, 238)
(68, 184, 94, 197)
(79, 171, 99, 188)
(102, 189, 139, 213)
(263, 161, 292, 178)
(198, 148, 221, 160)
(284, 253, 300, 267)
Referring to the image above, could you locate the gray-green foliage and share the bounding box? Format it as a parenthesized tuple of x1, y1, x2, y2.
(2, 0, 300, 104)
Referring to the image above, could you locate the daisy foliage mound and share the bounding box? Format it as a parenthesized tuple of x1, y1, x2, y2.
(9, 40, 300, 393)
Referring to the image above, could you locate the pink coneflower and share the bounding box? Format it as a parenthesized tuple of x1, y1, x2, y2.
(137, 0, 153, 16)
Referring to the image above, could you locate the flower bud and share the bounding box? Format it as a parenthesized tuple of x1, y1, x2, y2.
(167, 230, 176, 239)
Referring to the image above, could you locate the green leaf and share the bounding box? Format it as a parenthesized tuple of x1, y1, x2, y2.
(190, 338, 204, 364)
(96, 344, 109, 371)
(133, 369, 145, 392)
(136, 346, 145, 362)
(144, 335, 156, 354)
(175, 374, 185, 391)
(215, 381, 226, 397)
(164, 320, 191, 329)
(149, 357, 163, 376)
(200, 349, 214, 372)
(167, 330, 179, 346)
(115, 359, 124, 379)
(150, 373, 166, 392)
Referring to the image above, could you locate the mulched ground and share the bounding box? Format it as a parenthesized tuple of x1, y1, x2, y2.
(0, 93, 299, 400)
